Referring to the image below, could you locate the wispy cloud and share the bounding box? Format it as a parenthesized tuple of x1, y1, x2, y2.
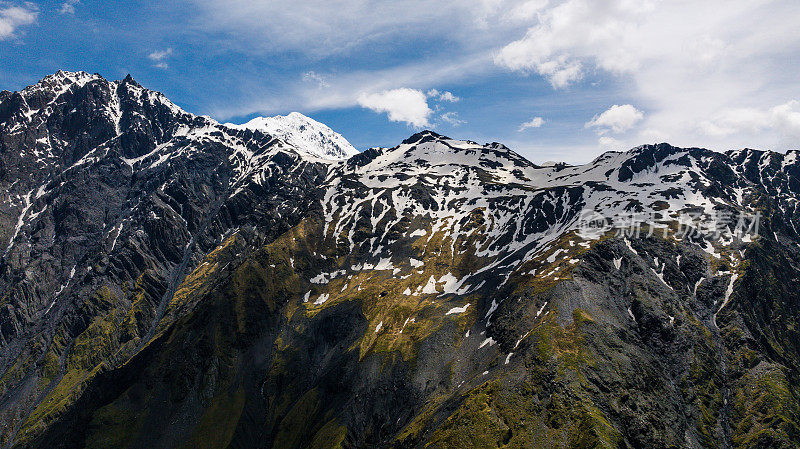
(148, 48, 172, 60)
(302, 71, 329, 88)
(0, 3, 38, 40)
(427, 89, 459, 103)
(188, 1, 524, 56)
(148, 48, 173, 69)
(59, 0, 80, 15)
(440, 111, 465, 126)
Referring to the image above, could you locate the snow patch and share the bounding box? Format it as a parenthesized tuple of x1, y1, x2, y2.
(479, 337, 496, 348)
(313, 293, 330, 305)
(445, 303, 470, 315)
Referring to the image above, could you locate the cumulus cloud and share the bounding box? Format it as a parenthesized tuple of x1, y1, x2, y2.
(356, 87, 460, 128)
(699, 101, 800, 141)
(495, 0, 654, 87)
(357, 88, 432, 127)
(0, 3, 37, 40)
(504, 0, 549, 23)
(586, 105, 643, 134)
(518, 116, 545, 131)
(148, 48, 173, 69)
(493, 0, 800, 152)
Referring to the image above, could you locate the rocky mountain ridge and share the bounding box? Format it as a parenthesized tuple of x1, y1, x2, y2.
(0, 72, 798, 449)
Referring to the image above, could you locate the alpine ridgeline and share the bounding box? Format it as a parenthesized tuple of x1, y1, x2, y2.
(1, 72, 799, 449)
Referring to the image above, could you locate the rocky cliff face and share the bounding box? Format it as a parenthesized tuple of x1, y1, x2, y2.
(0, 72, 799, 449)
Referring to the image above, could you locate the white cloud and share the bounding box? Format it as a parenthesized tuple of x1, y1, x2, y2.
(357, 88, 432, 127)
(0, 3, 37, 40)
(148, 48, 173, 69)
(698, 101, 800, 142)
(186, 0, 800, 158)
(208, 52, 491, 120)
(495, 0, 655, 87)
(440, 111, 465, 126)
(504, 0, 549, 22)
(518, 116, 544, 131)
(428, 89, 460, 102)
(148, 48, 173, 61)
(189, 1, 523, 56)
(440, 92, 459, 102)
(302, 71, 329, 88)
(495, 0, 800, 152)
(59, 0, 79, 15)
(771, 101, 800, 140)
(586, 105, 643, 134)
(598, 136, 625, 151)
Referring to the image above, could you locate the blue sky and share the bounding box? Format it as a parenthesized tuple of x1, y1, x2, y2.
(2, 0, 799, 163)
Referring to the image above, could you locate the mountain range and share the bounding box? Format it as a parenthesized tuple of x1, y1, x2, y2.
(0, 71, 799, 449)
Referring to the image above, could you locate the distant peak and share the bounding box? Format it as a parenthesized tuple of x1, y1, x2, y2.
(37, 70, 98, 86)
(401, 130, 448, 145)
(17, 71, 104, 100)
(28, 71, 141, 92)
(232, 112, 358, 160)
(121, 73, 140, 87)
(486, 142, 510, 151)
(53, 69, 85, 77)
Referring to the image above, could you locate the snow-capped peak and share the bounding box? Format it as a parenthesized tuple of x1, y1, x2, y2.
(232, 112, 358, 161)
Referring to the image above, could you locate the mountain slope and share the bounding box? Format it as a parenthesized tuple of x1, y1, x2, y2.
(0, 71, 331, 447)
(1, 73, 799, 449)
